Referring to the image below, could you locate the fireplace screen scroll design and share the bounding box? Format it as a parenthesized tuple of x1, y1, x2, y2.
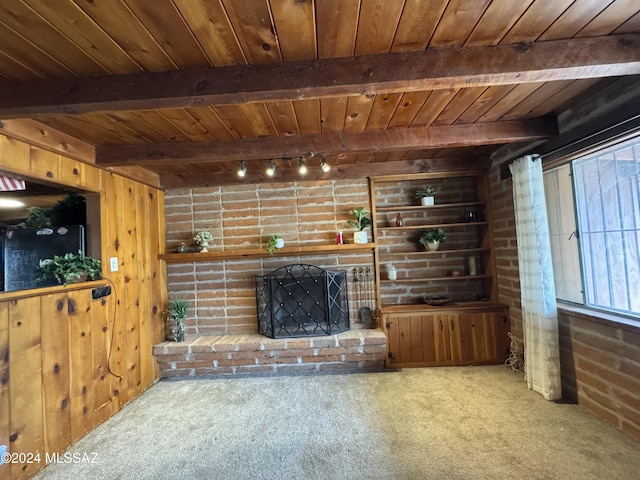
(255, 264, 350, 339)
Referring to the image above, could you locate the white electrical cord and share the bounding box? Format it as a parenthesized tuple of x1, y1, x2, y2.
(505, 332, 524, 373)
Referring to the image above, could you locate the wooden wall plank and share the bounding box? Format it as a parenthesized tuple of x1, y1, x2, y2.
(0, 301, 9, 480)
(91, 294, 113, 427)
(122, 180, 141, 398)
(137, 185, 153, 388)
(148, 187, 167, 379)
(40, 293, 71, 456)
(68, 290, 94, 443)
(102, 174, 129, 410)
(8, 297, 43, 480)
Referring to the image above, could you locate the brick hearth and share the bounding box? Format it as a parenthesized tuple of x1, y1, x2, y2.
(154, 329, 387, 377)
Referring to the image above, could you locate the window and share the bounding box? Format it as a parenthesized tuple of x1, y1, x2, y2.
(543, 133, 640, 319)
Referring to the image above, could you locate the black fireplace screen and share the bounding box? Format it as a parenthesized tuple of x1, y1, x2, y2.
(255, 264, 350, 338)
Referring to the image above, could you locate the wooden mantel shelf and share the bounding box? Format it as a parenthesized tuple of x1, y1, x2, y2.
(159, 243, 377, 263)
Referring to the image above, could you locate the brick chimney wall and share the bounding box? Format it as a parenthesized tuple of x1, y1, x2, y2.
(164, 179, 375, 336)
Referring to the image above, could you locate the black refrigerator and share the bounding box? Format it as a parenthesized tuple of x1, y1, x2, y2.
(3, 225, 85, 291)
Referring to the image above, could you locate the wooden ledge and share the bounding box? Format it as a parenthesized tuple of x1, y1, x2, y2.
(159, 242, 377, 263)
(0, 279, 108, 301)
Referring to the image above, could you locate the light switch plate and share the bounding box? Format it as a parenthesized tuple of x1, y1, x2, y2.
(110, 256, 119, 272)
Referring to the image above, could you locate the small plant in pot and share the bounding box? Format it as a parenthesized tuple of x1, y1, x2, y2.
(419, 228, 446, 251)
(266, 234, 284, 255)
(38, 251, 102, 285)
(193, 230, 214, 252)
(347, 207, 373, 244)
(165, 298, 189, 342)
(416, 186, 437, 206)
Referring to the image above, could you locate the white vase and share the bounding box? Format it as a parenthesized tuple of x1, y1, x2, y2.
(353, 231, 368, 244)
(425, 240, 440, 251)
(275, 238, 284, 248)
(421, 196, 434, 206)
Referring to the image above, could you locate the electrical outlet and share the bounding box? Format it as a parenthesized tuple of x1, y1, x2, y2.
(110, 256, 119, 272)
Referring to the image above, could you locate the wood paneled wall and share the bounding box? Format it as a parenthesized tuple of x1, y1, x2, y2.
(0, 133, 166, 480)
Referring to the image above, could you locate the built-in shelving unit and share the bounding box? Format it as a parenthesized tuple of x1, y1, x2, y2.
(159, 243, 377, 263)
(370, 171, 509, 367)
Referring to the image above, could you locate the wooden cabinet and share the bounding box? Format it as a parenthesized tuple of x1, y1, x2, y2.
(370, 171, 510, 367)
(383, 304, 510, 367)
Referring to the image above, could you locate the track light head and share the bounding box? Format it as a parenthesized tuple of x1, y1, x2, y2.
(237, 160, 247, 177)
(299, 157, 307, 175)
(266, 159, 276, 177)
(321, 156, 330, 173)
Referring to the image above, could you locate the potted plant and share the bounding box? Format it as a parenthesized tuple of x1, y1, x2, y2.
(347, 207, 373, 244)
(193, 230, 214, 252)
(419, 228, 446, 251)
(165, 298, 188, 342)
(38, 251, 102, 285)
(266, 234, 285, 255)
(416, 186, 437, 206)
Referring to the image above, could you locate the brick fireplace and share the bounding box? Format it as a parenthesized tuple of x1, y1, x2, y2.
(155, 179, 387, 377)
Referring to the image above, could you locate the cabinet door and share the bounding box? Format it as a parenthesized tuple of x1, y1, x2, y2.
(385, 313, 450, 366)
(454, 310, 510, 364)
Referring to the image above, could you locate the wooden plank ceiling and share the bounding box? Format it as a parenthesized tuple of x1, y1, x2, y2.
(0, 0, 638, 188)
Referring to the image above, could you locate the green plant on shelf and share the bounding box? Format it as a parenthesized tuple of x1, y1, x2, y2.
(37, 251, 102, 285)
(347, 207, 372, 231)
(415, 186, 437, 198)
(419, 228, 446, 245)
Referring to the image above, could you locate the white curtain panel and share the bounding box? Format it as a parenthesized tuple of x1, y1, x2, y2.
(510, 155, 562, 401)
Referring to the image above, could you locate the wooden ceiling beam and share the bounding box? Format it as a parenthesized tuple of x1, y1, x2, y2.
(0, 35, 639, 117)
(160, 157, 491, 188)
(95, 119, 557, 166)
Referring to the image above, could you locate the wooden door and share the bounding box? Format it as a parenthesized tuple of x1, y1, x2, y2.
(385, 313, 450, 366)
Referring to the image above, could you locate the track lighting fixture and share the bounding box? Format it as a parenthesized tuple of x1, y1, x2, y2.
(321, 155, 330, 173)
(299, 157, 307, 175)
(266, 159, 276, 177)
(237, 160, 247, 177)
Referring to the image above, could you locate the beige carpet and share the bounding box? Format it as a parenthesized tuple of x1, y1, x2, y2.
(34, 366, 640, 480)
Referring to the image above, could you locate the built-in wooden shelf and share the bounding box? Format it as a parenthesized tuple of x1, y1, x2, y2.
(376, 201, 484, 212)
(380, 301, 505, 314)
(378, 247, 490, 257)
(159, 243, 377, 263)
(380, 274, 491, 283)
(377, 221, 488, 231)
